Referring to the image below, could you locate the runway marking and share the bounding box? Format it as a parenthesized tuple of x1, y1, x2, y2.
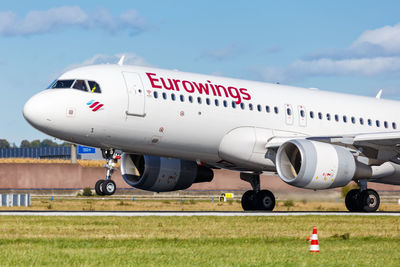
(0, 211, 399, 216)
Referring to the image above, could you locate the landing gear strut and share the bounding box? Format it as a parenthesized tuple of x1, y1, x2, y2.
(95, 149, 120, 196)
(240, 173, 275, 211)
(345, 180, 380, 212)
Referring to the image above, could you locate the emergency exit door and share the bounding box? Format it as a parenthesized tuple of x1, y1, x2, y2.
(122, 72, 145, 116)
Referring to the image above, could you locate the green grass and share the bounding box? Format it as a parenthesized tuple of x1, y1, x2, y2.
(0, 216, 399, 266)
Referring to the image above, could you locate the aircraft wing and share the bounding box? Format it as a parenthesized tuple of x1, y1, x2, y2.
(307, 132, 400, 164)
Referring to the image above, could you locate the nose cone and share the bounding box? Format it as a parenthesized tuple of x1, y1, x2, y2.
(23, 93, 53, 131)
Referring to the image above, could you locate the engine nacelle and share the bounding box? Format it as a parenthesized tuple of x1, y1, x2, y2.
(276, 139, 357, 189)
(120, 154, 214, 192)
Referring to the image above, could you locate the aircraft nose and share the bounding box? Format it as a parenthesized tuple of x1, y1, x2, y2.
(23, 93, 53, 130)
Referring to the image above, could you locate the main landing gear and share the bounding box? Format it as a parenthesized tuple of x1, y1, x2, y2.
(345, 180, 380, 212)
(240, 172, 276, 211)
(95, 149, 120, 196)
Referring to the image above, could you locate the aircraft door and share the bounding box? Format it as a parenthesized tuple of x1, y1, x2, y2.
(298, 105, 307, 127)
(122, 72, 145, 116)
(284, 104, 293, 125)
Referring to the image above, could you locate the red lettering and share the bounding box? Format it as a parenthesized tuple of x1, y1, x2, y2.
(228, 87, 241, 104)
(240, 88, 251, 100)
(207, 81, 218, 96)
(215, 85, 228, 97)
(182, 80, 195, 93)
(172, 79, 181, 91)
(146, 73, 162, 89)
(193, 82, 210, 95)
(161, 78, 174, 90)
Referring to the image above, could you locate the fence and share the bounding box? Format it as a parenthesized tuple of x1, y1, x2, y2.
(0, 147, 81, 159)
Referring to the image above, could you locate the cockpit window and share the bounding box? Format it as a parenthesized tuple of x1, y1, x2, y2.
(52, 80, 74, 89)
(88, 81, 101, 93)
(72, 80, 88, 91)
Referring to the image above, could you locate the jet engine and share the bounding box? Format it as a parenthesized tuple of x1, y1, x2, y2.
(120, 154, 214, 192)
(276, 139, 360, 190)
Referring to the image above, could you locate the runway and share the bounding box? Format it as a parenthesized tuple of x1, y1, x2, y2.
(0, 211, 399, 216)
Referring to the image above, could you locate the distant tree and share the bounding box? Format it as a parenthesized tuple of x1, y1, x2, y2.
(61, 142, 72, 147)
(40, 139, 59, 148)
(20, 140, 31, 148)
(30, 139, 41, 148)
(0, 139, 10, 149)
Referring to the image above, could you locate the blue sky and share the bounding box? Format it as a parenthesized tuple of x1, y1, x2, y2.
(2, 0, 400, 145)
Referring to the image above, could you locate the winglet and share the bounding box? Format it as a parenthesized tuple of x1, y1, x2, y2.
(376, 89, 383, 99)
(118, 55, 125, 66)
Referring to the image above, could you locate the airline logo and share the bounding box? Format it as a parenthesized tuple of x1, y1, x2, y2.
(86, 100, 104, 112)
(146, 72, 251, 104)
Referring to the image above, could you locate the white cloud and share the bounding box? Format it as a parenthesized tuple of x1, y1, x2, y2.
(65, 53, 150, 71)
(0, 6, 147, 36)
(256, 23, 400, 82)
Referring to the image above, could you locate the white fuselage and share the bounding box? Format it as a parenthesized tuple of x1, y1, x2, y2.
(23, 64, 400, 171)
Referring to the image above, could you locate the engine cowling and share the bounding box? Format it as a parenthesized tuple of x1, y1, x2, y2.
(276, 139, 357, 189)
(120, 154, 214, 192)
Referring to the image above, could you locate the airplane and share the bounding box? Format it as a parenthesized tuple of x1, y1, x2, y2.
(23, 58, 400, 212)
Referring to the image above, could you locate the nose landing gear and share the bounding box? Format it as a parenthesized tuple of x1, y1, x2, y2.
(94, 149, 120, 196)
(240, 173, 276, 211)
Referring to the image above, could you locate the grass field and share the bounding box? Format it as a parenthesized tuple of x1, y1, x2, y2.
(0, 215, 399, 266)
(2, 197, 400, 212)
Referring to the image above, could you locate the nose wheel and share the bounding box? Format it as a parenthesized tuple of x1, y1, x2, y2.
(240, 173, 276, 211)
(95, 149, 120, 196)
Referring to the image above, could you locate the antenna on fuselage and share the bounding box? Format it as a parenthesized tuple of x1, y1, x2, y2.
(118, 55, 125, 66)
(376, 89, 383, 99)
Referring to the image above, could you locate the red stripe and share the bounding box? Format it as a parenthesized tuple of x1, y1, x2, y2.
(311, 240, 319, 245)
(92, 104, 103, 112)
(89, 102, 99, 108)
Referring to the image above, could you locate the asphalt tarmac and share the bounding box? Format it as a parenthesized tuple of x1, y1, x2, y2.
(0, 211, 399, 216)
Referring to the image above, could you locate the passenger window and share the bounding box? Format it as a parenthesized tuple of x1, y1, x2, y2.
(335, 114, 339, 122)
(153, 91, 158, 98)
(52, 80, 74, 89)
(232, 102, 236, 108)
(376, 120, 380, 127)
(171, 94, 176, 101)
(257, 104, 262, 112)
(197, 97, 202, 104)
(300, 110, 305, 117)
(393, 122, 397, 129)
(249, 104, 253, 111)
(180, 95, 184, 102)
(318, 112, 322, 120)
(360, 118, 364, 125)
(72, 80, 88, 91)
(343, 116, 347, 123)
(266, 106, 270, 113)
(223, 100, 228, 107)
(162, 92, 167, 100)
(326, 113, 331, 121)
(215, 99, 219, 106)
(287, 108, 292, 116)
(351, 117, 355, 124)
(189, 96, 193, 103)
(384, 121, 388, 128)
(206, 98, 211, 105)
(310, 111, 314, 119)
(274, 107, 279, 114)
(368, 119, 372, 126)
(240, 103, 245, 110)
(88, 81, 101, 93)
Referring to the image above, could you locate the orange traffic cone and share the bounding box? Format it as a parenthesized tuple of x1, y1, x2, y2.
(309, 226, 320, 253)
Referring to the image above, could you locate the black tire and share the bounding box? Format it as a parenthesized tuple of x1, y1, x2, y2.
(345, 189, 361, 212)
(359, 189, 380, 212)
(241, 190, 257, 210)
(102, 180, 116, 195)
(95, 180, 105, 196)
(256, 190, 275, 211)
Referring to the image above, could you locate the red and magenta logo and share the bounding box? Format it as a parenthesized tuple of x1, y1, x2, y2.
(86, 100, 104, 112)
